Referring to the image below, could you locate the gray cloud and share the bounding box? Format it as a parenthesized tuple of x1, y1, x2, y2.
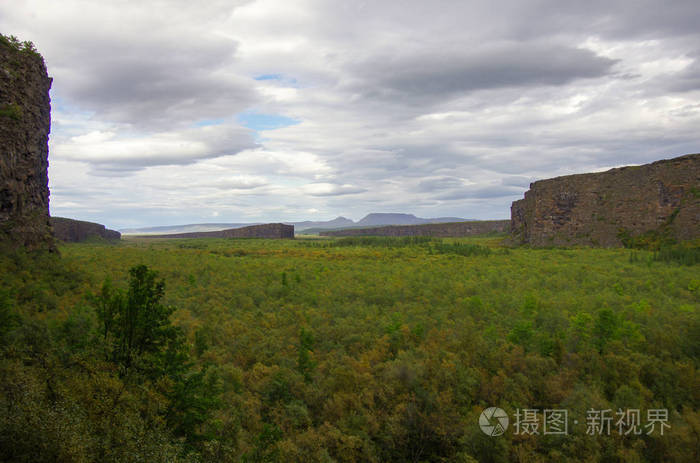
(416, 177, 466, 192)
(666, 51, 700, 93)
(4, 1, 259, 129)
(55, 38, 258, 129)
(435, 185, 525, 201)
(542, 0, 700, 40)
(348, 43, 617, 105)
(501, 176, 534, 188)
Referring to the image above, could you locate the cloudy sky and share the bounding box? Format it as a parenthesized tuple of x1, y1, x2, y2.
(2, 0, 700, 228)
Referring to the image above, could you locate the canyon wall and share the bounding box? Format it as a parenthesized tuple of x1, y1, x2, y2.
(140, 223, 294, 239)
(320, 220, 509, 237)
(51, 217, 121, 242)
(511, 153, 700, 247)
(0, 36, 54, 250)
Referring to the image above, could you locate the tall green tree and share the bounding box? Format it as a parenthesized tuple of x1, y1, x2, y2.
(93, 265, 219, 446)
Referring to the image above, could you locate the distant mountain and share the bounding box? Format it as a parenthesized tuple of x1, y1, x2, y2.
(121, 213, 472, 235)
(356, 213, 471, 227)
(356, 213, 423, 227)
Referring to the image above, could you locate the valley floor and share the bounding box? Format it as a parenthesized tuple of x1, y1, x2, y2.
(1, 236, 698, 462)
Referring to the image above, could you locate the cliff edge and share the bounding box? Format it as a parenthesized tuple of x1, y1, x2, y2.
(0, 35, 54, 250)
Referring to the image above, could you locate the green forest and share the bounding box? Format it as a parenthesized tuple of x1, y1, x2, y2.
(1, 236, 698, 462)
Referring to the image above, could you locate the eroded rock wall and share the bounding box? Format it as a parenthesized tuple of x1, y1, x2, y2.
(511, 153, 700, 247)
(0, 37, 54, 250)
(141, 223, 294, 239)
(320, 220, 509, 237)
(51, 217, 121, 242)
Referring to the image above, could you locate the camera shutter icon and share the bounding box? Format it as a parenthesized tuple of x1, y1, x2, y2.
(479, 407, 509, 436)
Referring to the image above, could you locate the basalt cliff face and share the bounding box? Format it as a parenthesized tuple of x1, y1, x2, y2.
(51, 217, 121, 242)
(511, 154, 700, 247)
(0, 37, 54, 250)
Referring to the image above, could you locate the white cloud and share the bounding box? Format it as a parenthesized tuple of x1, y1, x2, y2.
(302, 183, 366, 197)
(53, 125, 256, 172)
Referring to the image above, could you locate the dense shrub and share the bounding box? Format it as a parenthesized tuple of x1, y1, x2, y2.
(653, 244, 700, 265)
(431, 242, 492, 256)
(329, 235, 435, 247)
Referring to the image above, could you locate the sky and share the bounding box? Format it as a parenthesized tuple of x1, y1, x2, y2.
(2, 0, 699, 228)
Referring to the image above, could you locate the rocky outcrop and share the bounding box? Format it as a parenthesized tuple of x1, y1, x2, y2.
(140, 223, 294, 239)
(511, 153, 700, 247)
(51, 217, 121, 242)
(0, 36, 54, 250)
(320, 220, 509, 237)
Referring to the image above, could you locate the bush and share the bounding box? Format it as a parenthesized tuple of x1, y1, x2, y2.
(653, 244, 700, 266)
(431, 242, 492, 257)
(330, 235, 435, 247)
(0, 33, 40, 56)
(617, 228, 676, 250)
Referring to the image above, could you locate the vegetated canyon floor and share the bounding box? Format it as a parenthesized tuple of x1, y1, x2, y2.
(22, 234, 697, 462)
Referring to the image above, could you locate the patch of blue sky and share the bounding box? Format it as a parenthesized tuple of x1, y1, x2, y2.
(254, 73, 283, 81)
(50, 93, 94, 117)
(237, 111, 300, 132)
(50, 94, 70, 112)
(253, 73, 299, 87)
(49, 93, 103, 137)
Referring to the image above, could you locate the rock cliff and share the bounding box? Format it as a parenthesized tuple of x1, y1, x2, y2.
(511, 153, 700, 247)
(0, 36, 54, 250)
(51, 217, 121, 242)
(139, 223, 294, 239)
(320, 220, 509, 237)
